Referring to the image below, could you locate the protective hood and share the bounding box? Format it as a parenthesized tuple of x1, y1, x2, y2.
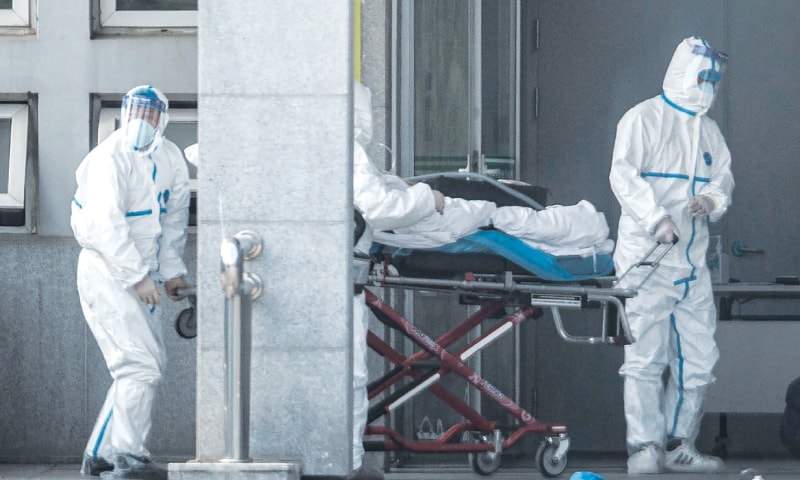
(662, 36, 727, 116)
(353, 81, 373, 147)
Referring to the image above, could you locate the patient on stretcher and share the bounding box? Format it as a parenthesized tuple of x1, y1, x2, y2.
(355, 146, 614, 258)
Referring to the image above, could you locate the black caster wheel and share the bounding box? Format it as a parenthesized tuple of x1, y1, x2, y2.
(175, 306, 196, 339)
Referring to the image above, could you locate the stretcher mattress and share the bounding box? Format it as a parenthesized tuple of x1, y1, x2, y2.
(372, 229, 614, 282)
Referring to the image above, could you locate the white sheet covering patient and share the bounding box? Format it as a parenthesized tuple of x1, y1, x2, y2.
(372, 197, 614, 256)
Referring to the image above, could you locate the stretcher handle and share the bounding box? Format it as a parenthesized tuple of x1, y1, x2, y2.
(638, 238, 676, 267)
(615, 240, 676, 291)
(176, 286, 197, 297)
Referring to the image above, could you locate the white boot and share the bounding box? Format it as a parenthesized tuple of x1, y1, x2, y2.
(665, 440, 723, 473)
(627, 444, 663, 474)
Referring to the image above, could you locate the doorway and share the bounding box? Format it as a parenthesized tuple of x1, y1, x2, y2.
(386, 0, 528, 469)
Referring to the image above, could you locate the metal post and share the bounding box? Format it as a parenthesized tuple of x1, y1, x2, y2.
(219, 230, 263, 463)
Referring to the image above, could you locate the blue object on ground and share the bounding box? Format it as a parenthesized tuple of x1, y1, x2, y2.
(570, 472, 604, 480)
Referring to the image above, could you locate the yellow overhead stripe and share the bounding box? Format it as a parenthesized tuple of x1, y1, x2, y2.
(353, 0, 361, 82)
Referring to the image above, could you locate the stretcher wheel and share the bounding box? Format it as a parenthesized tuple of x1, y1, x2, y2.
(470, 450, 501, 476)
(535, 440, 567, 477)
(175, 306, 197, 339)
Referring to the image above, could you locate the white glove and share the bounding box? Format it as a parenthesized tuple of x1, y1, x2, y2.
(688, 195, 714, 219)
(134, 276, 160, 305)
(654, 217, 680, 244)
(432, 189, 445, 215)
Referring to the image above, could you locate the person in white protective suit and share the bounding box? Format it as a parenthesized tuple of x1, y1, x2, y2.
(72, 85, 191, 480)
(609, 36, 734, 474)
(351, 81, 445, 480)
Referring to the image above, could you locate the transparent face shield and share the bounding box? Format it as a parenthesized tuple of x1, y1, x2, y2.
(121, 95, 167, 153)
(690, 44, 728, 95)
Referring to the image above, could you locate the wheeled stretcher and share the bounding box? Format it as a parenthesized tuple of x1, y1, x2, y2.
(356, 174, 669, 477)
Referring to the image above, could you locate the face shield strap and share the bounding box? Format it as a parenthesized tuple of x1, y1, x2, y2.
(691, 44, 728, 64)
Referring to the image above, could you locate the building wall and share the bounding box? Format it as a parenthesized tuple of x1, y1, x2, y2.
(0, 235, 197, 462)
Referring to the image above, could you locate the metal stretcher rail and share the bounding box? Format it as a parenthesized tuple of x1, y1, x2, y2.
(368, 271, 638, 346)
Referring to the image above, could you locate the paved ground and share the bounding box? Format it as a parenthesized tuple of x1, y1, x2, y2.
(0, 456, 796, 479)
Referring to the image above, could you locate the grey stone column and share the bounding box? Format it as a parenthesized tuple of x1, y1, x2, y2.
(171, 1, 354, 479)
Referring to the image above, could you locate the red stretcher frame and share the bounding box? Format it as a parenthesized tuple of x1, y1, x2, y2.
(360, 267, 640, 476)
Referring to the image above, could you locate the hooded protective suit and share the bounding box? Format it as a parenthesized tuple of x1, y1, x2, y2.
(351, 82, 440, 472)
(71, 85, 190, 469)
(609, 37, 734, 456)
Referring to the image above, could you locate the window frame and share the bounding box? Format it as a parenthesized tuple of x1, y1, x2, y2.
(0, 103, 28, 209)
(0, 0, 36, 35)
(0, 94, 37, 232)
(92, 0, 197, 37)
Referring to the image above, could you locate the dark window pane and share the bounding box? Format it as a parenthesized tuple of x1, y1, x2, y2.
(0, 0, 12, 10)
(116, 0, 196, 11)
(0, 119, 10, 194)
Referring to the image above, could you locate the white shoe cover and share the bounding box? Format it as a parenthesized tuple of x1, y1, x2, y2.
(665, 442, 723, 473)
(627, 444, 663, 474)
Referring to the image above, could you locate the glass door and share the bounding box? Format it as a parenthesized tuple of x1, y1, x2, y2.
(396, 0, 519, 180)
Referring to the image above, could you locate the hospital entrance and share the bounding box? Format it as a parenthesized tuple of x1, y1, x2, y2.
(368, 0, 800, 471)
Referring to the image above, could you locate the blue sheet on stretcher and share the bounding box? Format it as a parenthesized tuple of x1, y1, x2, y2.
(372, 229, 614, 282)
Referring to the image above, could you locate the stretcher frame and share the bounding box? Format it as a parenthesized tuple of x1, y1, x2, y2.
(356, 170, 673, 475)
(361, 266, 638, 476)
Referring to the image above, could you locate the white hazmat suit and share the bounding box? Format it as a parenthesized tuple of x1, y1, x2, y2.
(72, 85, 190, 477)
(609, 37, 734, 474)
(351, 82, 440, 480)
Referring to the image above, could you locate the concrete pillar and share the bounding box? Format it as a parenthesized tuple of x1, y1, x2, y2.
(171, 1, 354, 478)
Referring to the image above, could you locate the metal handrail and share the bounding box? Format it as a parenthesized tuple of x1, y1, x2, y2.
(219, 230, 263, 463)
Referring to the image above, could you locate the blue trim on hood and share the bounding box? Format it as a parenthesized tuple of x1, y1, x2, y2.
(661, 92, 697, 116)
